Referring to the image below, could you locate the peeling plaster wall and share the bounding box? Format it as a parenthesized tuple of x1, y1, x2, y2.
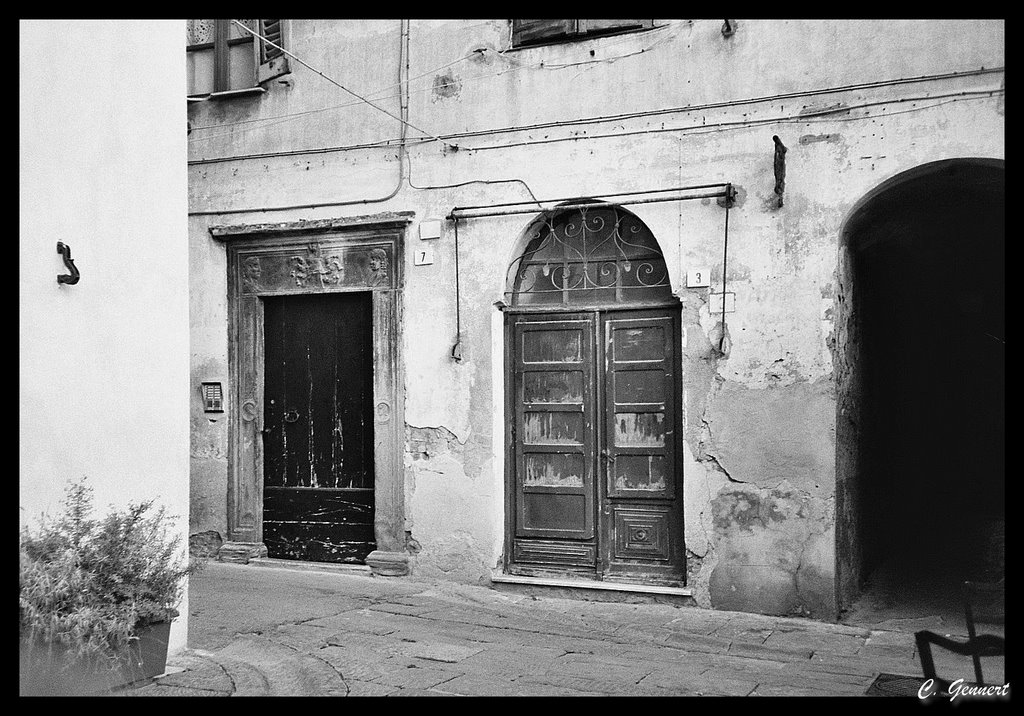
(188, 19, 1003, 618)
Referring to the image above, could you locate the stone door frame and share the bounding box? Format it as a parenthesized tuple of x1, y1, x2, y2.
(211, 213, 411, 576)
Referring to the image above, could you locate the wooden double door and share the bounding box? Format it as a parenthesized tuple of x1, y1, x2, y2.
(507, 307, 685, 584)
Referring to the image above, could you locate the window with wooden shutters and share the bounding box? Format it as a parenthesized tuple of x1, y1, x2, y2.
(511, 19, 655, 48)
(187, 19, 289, 98)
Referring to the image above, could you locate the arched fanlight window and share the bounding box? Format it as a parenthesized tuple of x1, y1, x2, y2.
(505, 203, 672, 306)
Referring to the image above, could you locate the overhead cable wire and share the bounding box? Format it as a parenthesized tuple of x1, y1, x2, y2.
(229, 19, 455, 150)
(445, 89, 1004, 152)
(188, 87, 1003, 166)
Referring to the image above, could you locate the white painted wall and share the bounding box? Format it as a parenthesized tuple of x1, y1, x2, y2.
(20, 20, 190, 653)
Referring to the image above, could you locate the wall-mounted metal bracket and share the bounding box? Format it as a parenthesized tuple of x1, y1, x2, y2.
(723, 183, 737, 208)
(772, 135, 788, 208)
(56, 242, 80, 285)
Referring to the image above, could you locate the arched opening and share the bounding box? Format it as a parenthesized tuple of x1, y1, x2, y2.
(501, 202, 686, 586)
(838, 159, 1004, 628)
(504, 202, 674, 306)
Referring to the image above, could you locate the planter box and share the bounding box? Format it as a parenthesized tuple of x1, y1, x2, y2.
(19, 619, 173, 696)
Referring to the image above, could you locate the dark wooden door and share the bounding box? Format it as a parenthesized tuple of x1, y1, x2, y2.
(262, 292, 375, 563)
(509, 308, 684, 584)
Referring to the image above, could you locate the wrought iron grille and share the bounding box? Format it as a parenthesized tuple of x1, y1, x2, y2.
(505, 204, 672, 306)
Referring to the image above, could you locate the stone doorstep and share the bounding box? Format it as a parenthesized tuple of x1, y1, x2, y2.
(491, 571, 694, 598)
(248, 557, 372, 576)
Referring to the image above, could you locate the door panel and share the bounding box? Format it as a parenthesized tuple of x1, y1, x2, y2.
(604, 315, 677, 500)
(601, 312, 683, 582)
(262, 292, 375, 563)
(513, 316, 596, 552)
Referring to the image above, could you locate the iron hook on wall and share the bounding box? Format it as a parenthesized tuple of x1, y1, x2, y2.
(56, 241, 80, 285)
(772, 135, 788, 208)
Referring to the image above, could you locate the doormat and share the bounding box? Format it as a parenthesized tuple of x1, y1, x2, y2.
(865, 673, 930, 697)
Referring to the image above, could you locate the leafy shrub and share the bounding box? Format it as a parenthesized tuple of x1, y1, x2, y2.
(19, 478, 196, 666)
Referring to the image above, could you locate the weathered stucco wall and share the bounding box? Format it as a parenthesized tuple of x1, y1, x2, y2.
(189, 219, 230, 555)
(833, 239, 864, 612)
(188, 19, 1003, 617)
(21, 20, 191, 652)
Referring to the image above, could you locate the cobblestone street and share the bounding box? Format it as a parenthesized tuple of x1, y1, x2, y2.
(121, 561, 1001, 697)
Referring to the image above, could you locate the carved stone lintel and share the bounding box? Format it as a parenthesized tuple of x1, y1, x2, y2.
(365, 550, 410, 577)
(217, 541, 269, 564)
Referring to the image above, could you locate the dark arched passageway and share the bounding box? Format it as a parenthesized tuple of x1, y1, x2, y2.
(841, 159, 1004, 631)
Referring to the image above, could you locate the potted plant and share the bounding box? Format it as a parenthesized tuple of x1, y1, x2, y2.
(19, 479, 195, 696)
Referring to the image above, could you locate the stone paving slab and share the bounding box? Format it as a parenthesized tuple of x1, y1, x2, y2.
(519, 672, 661, 696)
(143, 656, 234, 693)
(727, 638, 815, 661)
(455, 645, 567, 678)
(371, 663, 460, 690)
(123, 683, 231, 697)
(347, 679, 401, 696)
(399, 641, 484, 663)
(389, 687, 463, 697)
(544, 654, 654, 684)
(430, 674, 593, 697)
(304, 607, 414, 634)
(663, 631, 734, 653)
(763, 629, 866, 657)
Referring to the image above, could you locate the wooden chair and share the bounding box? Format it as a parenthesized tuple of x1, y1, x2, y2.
(915, 580, 1005, 690)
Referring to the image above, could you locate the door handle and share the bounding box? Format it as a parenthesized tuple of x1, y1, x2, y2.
(284, 410, 300, 423)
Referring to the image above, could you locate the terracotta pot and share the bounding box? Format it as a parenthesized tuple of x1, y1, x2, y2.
(19, 619, 174, 696)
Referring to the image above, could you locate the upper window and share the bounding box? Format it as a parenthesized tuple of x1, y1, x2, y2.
(511, 20, 655, 48)
(187, 19, 289, 98)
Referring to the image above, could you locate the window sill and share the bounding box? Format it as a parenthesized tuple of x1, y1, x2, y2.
(188, 86, 267, 102)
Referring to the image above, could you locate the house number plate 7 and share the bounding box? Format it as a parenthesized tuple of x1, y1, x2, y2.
(413, 246, 435, 266)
